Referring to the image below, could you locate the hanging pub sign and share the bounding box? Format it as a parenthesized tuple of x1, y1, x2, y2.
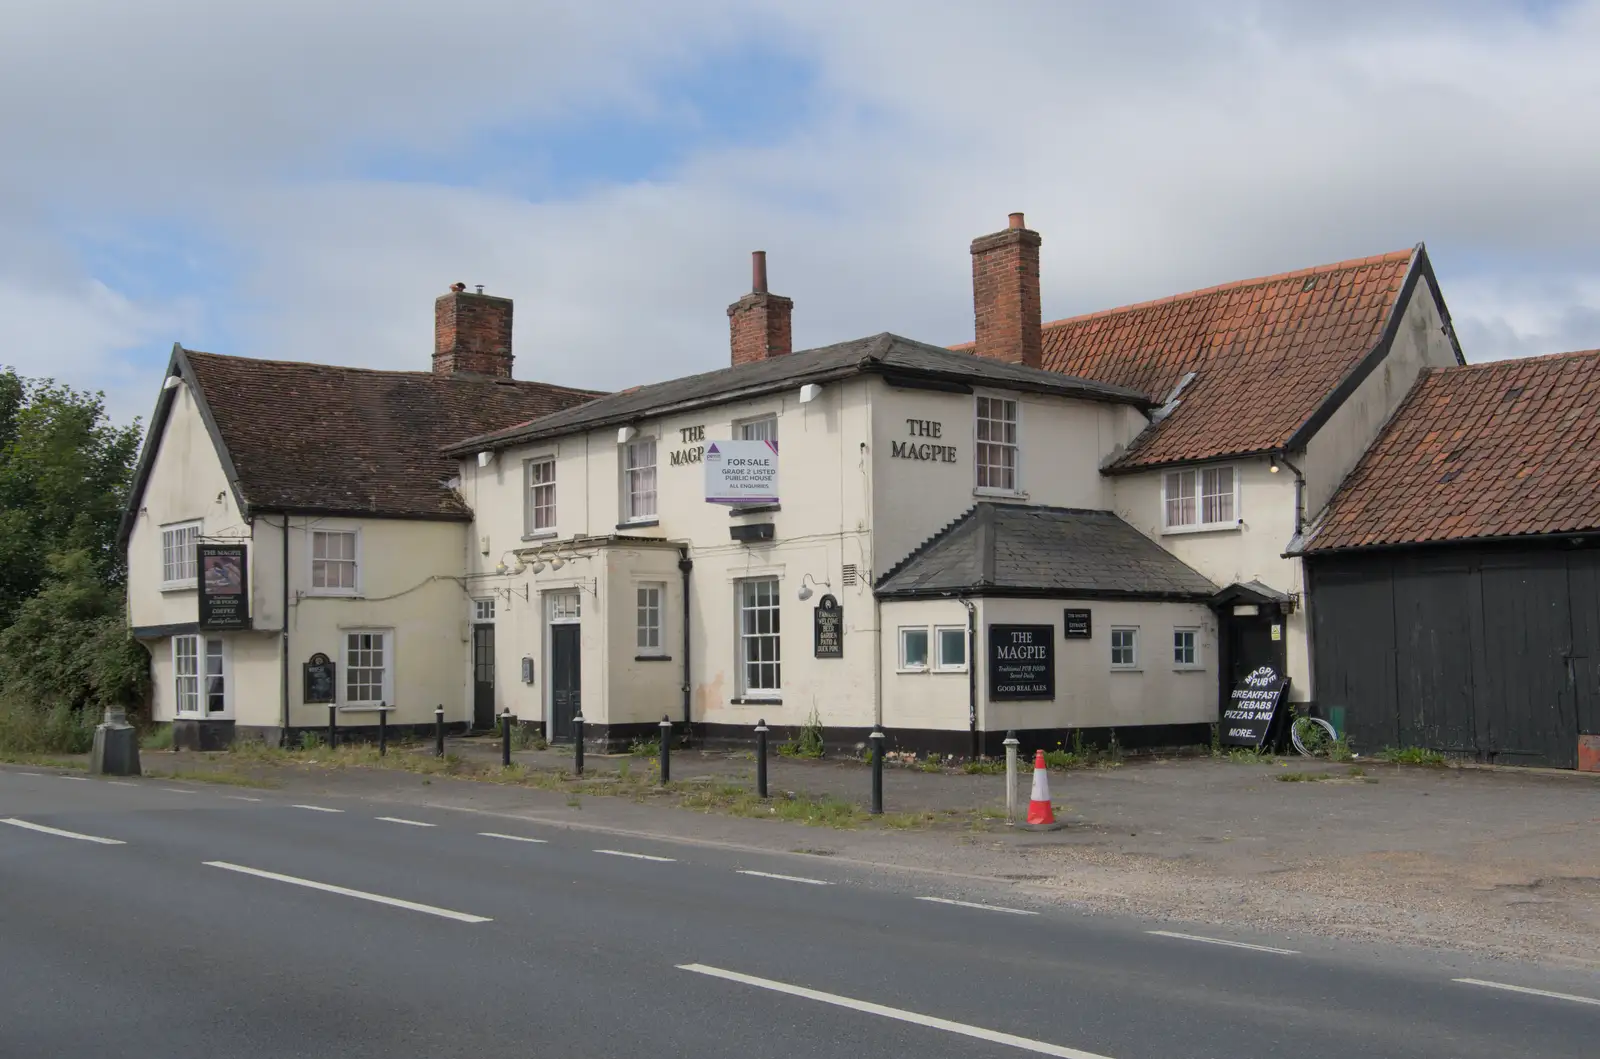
(813, 594, 843, 658)
(303, 653, 336, 704)
(1220, 665, 1290, 748)
(704, 440, 779, 504)
(988, 624, 1055, 700)
(1062, 608, 1092, 639)
(197, 542, 250, 630)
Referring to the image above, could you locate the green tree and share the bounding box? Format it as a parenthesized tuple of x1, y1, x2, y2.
(0, 369, 142, 626)
(0, 368, 147, 721)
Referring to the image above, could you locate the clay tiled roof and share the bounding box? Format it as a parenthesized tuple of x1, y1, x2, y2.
(1021, 249, 1425, 471)
(1304, 350, 1600, 552)
(181, 350, 601, 519)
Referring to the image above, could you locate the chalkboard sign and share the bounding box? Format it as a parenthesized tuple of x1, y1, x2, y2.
(198, 543, 250, 630)
(303, 652, 336, 704)
(988, 624, 1055, 700)
(1063, 608, 1092, 639)
(1220, 665, 1289, 748)
(813, 594, 843, 658)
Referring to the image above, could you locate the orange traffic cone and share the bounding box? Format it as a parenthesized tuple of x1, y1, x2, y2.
(1026, 749, 1055, 826)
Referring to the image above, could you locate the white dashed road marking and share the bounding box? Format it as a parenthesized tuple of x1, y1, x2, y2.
(227, 796, 263, 803)
(291, 804, 343, 813)
(1453, 978, 1600, 1008)
(59, 775, 89, 781)
(678, 964, 1116, 1058)
(376, 817, 435, 827)
(162, 788, 198, 795)
(1146, 930, 1298, 955)
(479, 832, 548, 844)
(737, 870, 832, 886)
(916, 896, 1037, 916)
(1, 818, 126, 845)
(594, 849, 675, 862)
(107, 781, 137, 787)
(203, 861, 491, 923)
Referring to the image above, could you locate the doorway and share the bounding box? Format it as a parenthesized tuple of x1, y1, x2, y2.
(1221, 603, 1288, 705)
(472, 623, 496, 730)
(546, 590, 582, 743)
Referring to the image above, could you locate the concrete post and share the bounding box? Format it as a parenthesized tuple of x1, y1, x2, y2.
(1003, 730, 1020, 826)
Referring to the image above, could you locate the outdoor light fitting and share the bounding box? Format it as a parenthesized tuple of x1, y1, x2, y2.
(797, 572, 830, 602)
(798, 383, 822, 404)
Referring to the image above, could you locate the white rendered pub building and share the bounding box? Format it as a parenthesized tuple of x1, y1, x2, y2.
(125, 215, 1459, 753)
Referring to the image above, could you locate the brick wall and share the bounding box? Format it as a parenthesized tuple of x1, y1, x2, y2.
(970, 214, 1042, 368)
(435, 290, 515, 377)
(727, 291, 794, 366)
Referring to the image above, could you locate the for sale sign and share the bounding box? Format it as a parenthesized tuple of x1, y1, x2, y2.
(704, 440, 779, 504)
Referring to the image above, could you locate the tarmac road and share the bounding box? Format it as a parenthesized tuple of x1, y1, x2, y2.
(2, 765, 1594, 1058)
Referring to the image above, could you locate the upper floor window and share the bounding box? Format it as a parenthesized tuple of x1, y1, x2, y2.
(525, 457, 556, 534)
(161, 521, 201, 589)
(738, 415, 778, 444)
(623, 439, 657, 522)
(975, 395, 1019, 493)
(311, 529, 359, 593)
(1163, 466, 1237, 532)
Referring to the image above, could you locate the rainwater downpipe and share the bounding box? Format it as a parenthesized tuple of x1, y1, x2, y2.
(961, 597, 977, 759)
(677, 547, 693, 736)
(279, 513, 290, 737)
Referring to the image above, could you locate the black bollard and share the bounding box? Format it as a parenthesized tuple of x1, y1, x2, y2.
(755, 718, 769, 799)
(869, 729, 885, 815)
(501, 711, 512, 767)
(573, 713, 585, 776)
(327, 704, 337, 751)
(659, 715, 673, 785)
(434, 706, 444, 758)
(378, 705, 388, 757)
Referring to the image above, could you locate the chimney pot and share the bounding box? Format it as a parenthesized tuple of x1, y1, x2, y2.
(435, 286, 515, 378)
(728, 252, 792, 367)
(970, 214, 1042, 369)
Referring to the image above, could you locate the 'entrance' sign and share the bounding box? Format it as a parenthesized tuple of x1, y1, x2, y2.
(704, 440, 779, 503)
(1062, 608, 1092, 639)
(813, 594, 843, 658)
(1221, 665, 1289, 748)
(198, 543, 250, 630)
(988, 624, 1055, 700)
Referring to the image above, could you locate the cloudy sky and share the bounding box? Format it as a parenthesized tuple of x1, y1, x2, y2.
(4, 0, 1599, 425)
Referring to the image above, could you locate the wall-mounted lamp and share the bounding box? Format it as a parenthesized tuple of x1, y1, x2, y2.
(617, 425, 638, 444)
(494, 551, 527, 576)
(797, 572, 831, 602)
(1268, 454, 1280, 474)
(162, 375, 184, 391)
(798, 383, 822, 404)
(477, 451, 495, 468)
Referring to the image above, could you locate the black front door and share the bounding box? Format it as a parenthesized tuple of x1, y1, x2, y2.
(1222, 606, 1288, 703)
(472, 624, 496, 730)
(550, 624, 581, 742)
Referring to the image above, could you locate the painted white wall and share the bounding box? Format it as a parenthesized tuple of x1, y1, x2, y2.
(879, 598, 974, 732)
(1302, 278, 1459, 515)
(870, 380, 1146, 573)
(975, 598, 1218, 733)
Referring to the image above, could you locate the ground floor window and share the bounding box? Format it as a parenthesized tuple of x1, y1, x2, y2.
(737, 578, 781, 696)
(1111, 627, 1139, 669)
(935, 626, 968, 671)
(898, 627, 929, 671)
(637, 583, 665, 655)
(344, 629, 393, 705)
(174, 635, 229, 716)
(1173, 628, 1199, 668)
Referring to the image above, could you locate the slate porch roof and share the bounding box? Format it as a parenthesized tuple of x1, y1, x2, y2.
(875, 503, 1217, 601)
(954, 246, 1459, 473)
(119, 345, 602, 539)
(1302, 349, 1600, 553)
(446, 332, 1148, 456)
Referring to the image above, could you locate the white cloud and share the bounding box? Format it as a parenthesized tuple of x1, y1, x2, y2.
(4, 0, 1600, 420)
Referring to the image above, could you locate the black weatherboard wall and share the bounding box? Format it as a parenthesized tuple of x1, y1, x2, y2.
(1306, 540, 1600, 769)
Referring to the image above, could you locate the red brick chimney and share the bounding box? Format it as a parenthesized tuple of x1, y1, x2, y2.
(727, 251, 793, 366)
(970, 212, 1042, 369)
(434, 283, 514, 377)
